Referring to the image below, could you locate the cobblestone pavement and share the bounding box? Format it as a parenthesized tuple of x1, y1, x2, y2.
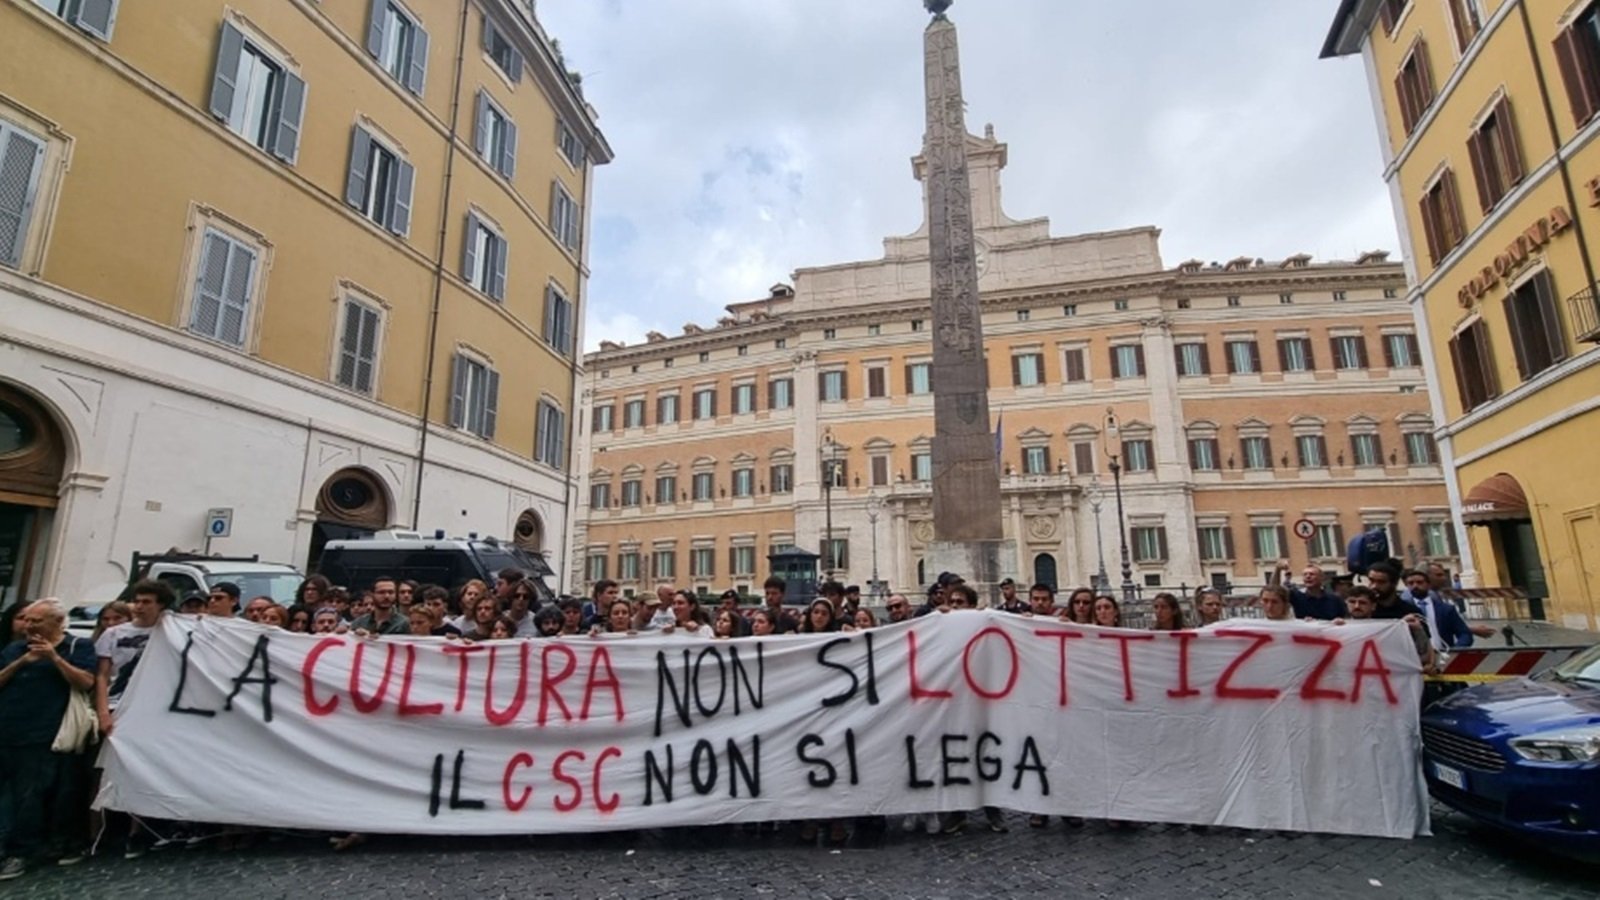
(11, 802, 1597, 899)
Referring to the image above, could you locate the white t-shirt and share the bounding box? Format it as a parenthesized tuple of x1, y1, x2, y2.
(96, 620, 157, 709)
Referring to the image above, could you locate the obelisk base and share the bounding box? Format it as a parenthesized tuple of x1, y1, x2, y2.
(927, 539, 1017, 609)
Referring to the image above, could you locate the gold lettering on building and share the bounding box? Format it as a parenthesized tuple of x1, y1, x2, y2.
(1456, 206, 1572, 308)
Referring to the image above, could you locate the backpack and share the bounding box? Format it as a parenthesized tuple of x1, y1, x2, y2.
(1345, 528, 1390, 575)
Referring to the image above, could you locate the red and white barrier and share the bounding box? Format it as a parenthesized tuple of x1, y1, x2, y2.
(1426, 646, 1588, 682)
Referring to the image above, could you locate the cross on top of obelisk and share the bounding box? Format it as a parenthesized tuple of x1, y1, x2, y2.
(924, 0, 954, 19)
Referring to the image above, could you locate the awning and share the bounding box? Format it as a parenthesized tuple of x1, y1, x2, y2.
(1460, 473, 1530, 524)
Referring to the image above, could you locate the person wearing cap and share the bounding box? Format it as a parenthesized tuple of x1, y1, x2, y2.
(634, 586, 678, 631)
(717, 589, 741, 616)
(178, 592, 206, 615)
(998, 578, 1027, 614)
(206, 582, 240, 617)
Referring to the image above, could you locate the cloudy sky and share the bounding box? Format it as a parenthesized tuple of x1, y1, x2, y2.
(538, 0, 1398, 350)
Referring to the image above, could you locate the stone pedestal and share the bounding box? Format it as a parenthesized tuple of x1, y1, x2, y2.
(927, 539, 1017, 608)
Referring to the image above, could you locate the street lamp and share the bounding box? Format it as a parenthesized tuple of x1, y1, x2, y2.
(1102, 408, 1136, 603)
(822, 428, 840, 580)
(1084, 477, 1110, 592)
(866, 492, 884, 601)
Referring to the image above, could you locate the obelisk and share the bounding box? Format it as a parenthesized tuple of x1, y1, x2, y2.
(922, 0, 1008, 589)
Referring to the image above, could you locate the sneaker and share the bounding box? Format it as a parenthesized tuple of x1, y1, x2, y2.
(57, 850, 88, 867)
(984, 809, 1009, 833)
(924, 815, 941, 835)
(0, 858, 24, 881)
(900, 814, 920, 833)
(939, 813, 966, 835)
(123, 843, 147, 860)
(150, 836, 178, 851)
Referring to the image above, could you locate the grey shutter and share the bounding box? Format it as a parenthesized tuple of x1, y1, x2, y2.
(219, 241, 255, 346)
(406, 23, 429, 95)
(474, 92, 490, 158)
(483, 368, 500, 439)
(388, 158, 413, 236)
(345, 127, 372, 209)
(568, 201, 582, 250)
(191, 231, 230, 339)
(355, 304, 379, 393)
(462, 214, 479, 285)
(366, 0, 386, 57)
(209, 22, 246, 121)
(72, 0, 118, 40)
(507, 46, 524, 82)
(482, 16, 497, 52)
(337, 300, 362, 388)
(0, 128, 45, 268)
(500, 117, 517, 179)
(273, 71, 306, 163)
(542, 286, 557, 343)
(489, 233, 507, 300)
(447, 355, 467, 427)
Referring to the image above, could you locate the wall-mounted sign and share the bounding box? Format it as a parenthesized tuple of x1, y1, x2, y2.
(1455, 206, 1572, 308)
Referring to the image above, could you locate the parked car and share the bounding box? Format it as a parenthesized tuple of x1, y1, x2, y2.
(315, 530, 555, 603)
(1421, 642, 1600, 860)
(64, 552, 303, 637)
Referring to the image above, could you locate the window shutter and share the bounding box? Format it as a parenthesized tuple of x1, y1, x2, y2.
(483, 368, 500, 439)
(489, 233, 507, 300)
(1415, 41, 1435, 108)
(1248, 341, 1262, 373)
(1447, 333, 1475, 410)
(462, 213, 479, 283)
(389, 158, 414, 236)
(1067, 349, 1084, 382)
(1251, 526, 1263, 560)
(1496, 96, 1525, 184)
(448, 355, 466, 427)
(543, 286, 556, 344)
(1225, 343, 1239, 375)
(1303, 340, 1316, 371)
(1382, 334, 1396, 368)
(1407, 334, 1421, 366)
(1331, 523, 1345, 552)
(1134, 344, 1146, 375)
(1473, 319, 1500, 399)
(509, 48, 524, 82)
(0, 128, 45, 268)
(1010, 356, 1022, 386)
(1275, 339, 1289, 372)
(1466, 130, 1493, 214)
(1555, 29, 1599, 127)
(1395, 68, 1415, 135)
(1355, 334, 1370, 368)
(219, 240, 255, 346)
(500, 117, 518, 179)
(345, 127, 372, 210)
(1156, 528, 1169, 562)
(1222, 526, 1235, 560)
(1198, 343, 1211, 375)
(337, 301, 362, 388)
(355, 304, 379, 393)
(1186, 439, 1198, 470)
(1419, 192, 1442, 265)
(474, 92, 490, 158)
(72, 0, 117, 39)
(1372, 434, 1385, 466)
(209, 22, 246, 121)
(1532, 270, 1567, 365)
(1443, 169, 1466, 248)
(1075, 442, 1093, 475)
(191, 231, 230, 340)
(1502, 292, 1532, 380)
(406, 23, 430, 95)
(1109, 345, 1120, 377)
(273, 72, 306, 163)
(366, 0, 387, 56)
(482, 16, 497, 52)
(1275, 526, 1287, 559)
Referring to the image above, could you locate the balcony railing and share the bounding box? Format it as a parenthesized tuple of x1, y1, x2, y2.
(1569, 284, 1600, 343)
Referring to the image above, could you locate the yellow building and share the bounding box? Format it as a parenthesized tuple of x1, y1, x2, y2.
(0, 0, 610, 604)
(1325, 0, 1600, 628)
(572, 129, 1455, 601)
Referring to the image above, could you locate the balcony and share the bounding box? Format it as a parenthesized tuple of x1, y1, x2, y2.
(1570, 284, 1600, 343)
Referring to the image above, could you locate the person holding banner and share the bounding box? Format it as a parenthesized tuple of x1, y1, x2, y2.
(1026, 583, 1057, 617)
(1258, 585, 1296, 622)
(1061, 588, 1095, 625)
(95, 580, 173, 858)
(760, 578, 799, 634)
(1194, 588, 1224, 626)
(799, 598, 840, 633)
(884, 593, 914, 623)
(1092, 595, 1121, 627)
(1150, 593, 1185, 630)
(602, 599, 635, 634)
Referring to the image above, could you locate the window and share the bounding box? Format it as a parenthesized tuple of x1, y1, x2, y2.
(1279, 293, 1294, 305)
(1131, 527, 1168, 563)
(730, 546, 756, 577)
(1225, 340, 1260, 375)
(1176, 298, 1191, 309)
(1405, 431, 1437, 465)
(1419, 169, 1466, 265)
(1188, 438, 1219, 471)
(905, 363, 932, 394)
(345, 128, 415, 236)
(543, 285, 574, 356)
(1332, 334, 1369, 370)
(822, 328, 837, 340)
(1122, 439, 1153, 472)
(870, 455, 890, 487)
(692, 472, 714, 501)
(448, 353, 499, 439)
(1395, 41, 1436, 136)
(1332, 291, 1348, 302)
(1240, 436, 1272, 470)
(1297, 434, 1328, 468)
(1556, 5, 1600, 126)
(1277, 337, 1313, 372)
(866, 366, 887, 398)
(1421, 522, 1455, 558)
(1197, 526, 1233, 562)
(1073, 442, 1095, 475)
(0, 120, 46, 269)
(586, 554, 607, 582)
(770, 463, 793, 494)
(335, 298, 382, 395)
(462, 212, 507, 300)
(1012, 353, 1044, 387)
(652, 550, 676, 580)
(698, 351, 709, 363)
(768, 378, 793, 410)
(1310, 523, 1345, 560)
(1016, 309, 1030, 322)
(737, 345, 748, 357)
(623, 398, 645, 428)
(911, 452, 932, 482)
(1383, 332, 1421, 368)
(1504, 271, 1567, 381)
(1350, 432, 1383, 467)
(1448, 319, 1499, 412)
(367, 1, 428, 94)
(732, 467, 754, 497)
(32, 0, 118, 38)
(589, 482, 610, 509)
(730, 383, 755, 414)
(1468, 97, 1525, 212)
(1384, 288, 1399, 299)
(656, 394, 678, 424)
(820, 370, 846, 402)
(209, 22, 305, 163)
(1111, 344, 1145, 379)
(617, 552, 640, 581)
(591, 403, 614, 433)
(1022, 446, 1050, 475)
(693, 388, 716, 420)
(188, 228, 258, 348)
(775, 338, 788, 349)
(1062, 305, 1077, 317)
(1251, 524, 1284, 561)
(911, 319, 925, 332)
(1062, 348, 1087, 383)
(620, 479, 642, 508)
(823, 539, 849, 572)
(823, 458, 848, 488)
(1113, 299, 1130, 311)
(482, 16, 523, 81)
(1175, 342, 1210, 377)
(556, 117, 585, 168)
(655, 475, 677, 504)
(550, 181, 581, 251)
(535, 401, 565, 468)
(1377, 0, 1408, 35)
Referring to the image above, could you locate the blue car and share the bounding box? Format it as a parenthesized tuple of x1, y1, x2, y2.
(1421, 643, 1600, 859)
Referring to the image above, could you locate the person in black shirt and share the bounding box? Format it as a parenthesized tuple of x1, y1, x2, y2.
(1366, 561, 1423, 620)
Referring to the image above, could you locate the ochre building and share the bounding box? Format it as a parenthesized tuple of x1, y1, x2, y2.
(572, 129, 1456, 600)
(1325, 0, 1600, 627)
(0, 0, 609, 603)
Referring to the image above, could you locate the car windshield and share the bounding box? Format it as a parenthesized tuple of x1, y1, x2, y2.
(1545, 643, 1600, 684)
(206, 571, 301, 604)
(471, 544, 555, 601)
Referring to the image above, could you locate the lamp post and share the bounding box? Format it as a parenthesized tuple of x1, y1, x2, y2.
(867, 493, 883, 601)
(822, 428, 839, 581)
(1102, 408, 1136, 603)
(1085, 477, 1109, 592)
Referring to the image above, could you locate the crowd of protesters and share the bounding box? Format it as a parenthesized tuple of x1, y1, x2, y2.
(0, 555, 1488, 878)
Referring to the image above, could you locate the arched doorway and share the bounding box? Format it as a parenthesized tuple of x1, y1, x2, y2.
(1033, 553, 1058, 591)
(0, 384, 67, 608)
(307, 468, 391, 570)
(513, 508, 544, 554)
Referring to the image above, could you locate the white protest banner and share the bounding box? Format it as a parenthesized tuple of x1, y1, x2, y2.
(97, 612, 1430, 838)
